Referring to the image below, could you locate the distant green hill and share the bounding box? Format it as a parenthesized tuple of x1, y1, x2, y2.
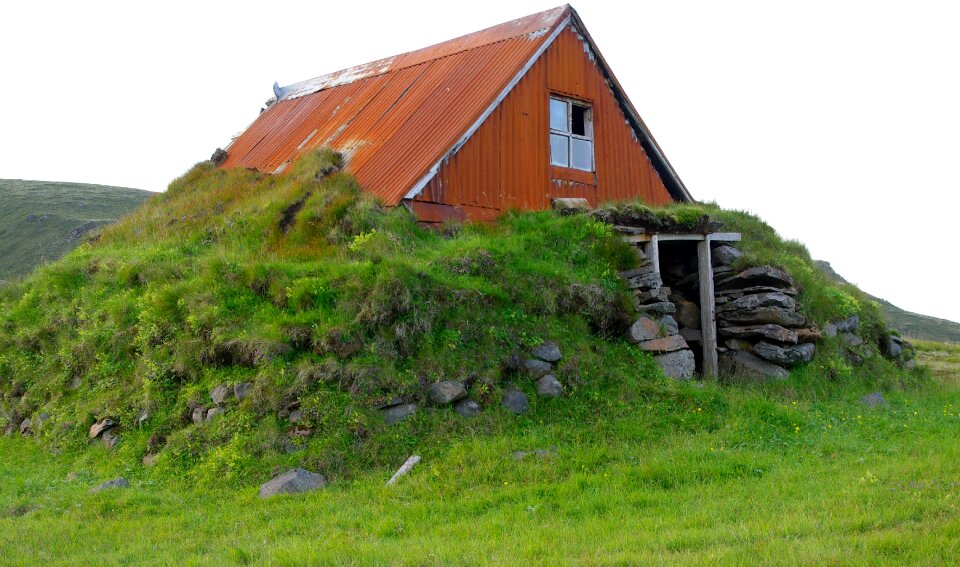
(0, 179, 151, 281)
(815, 260, 960, 343)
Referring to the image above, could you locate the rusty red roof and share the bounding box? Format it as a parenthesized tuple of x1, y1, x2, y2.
(221, 5, 691, 204)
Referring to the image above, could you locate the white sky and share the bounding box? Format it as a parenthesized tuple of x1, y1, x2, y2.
(2, 0, 958, 323)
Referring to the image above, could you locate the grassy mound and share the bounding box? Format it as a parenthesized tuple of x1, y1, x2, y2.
(0, 179, 151, 281)
(0, 150, 923, 488)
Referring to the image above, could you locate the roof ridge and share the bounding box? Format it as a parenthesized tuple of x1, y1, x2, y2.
(276, 5, 569, 102)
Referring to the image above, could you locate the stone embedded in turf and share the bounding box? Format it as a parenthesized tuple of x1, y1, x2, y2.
(210, 384, 230, 405)
(531, 341, 562, 363)
(91, 477, 130, 492)
(381, 402, 418, 425)
(502, 390, 528, 414)
(536, 375, 564, 397)
(523, 358, 553, 378)
(454, 398, 481, 418)
(428, 381, 468, 405)
(259, 468, 327, 498)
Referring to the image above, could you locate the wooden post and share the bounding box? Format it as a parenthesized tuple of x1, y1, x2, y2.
(644, 234, 660, 274)
(697, 240, 718, 377)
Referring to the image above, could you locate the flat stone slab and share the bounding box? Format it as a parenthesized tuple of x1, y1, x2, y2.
(719, 350, 790, 380)
(638, 334, 688, 354)
(381, 402, 418, 425)
(752, 341, 816, 366)
(717, 292, 796, 313)
(636, 301, 676, 316)
(718, 306, 806, 328)
(716, 266, 796, 290)
(259, 468, 327, 498)
(719, 324, 798, 344)
(654, 350, 696, 380)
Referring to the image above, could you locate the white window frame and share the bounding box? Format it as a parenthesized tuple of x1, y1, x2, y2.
(549, 96, 594, 172)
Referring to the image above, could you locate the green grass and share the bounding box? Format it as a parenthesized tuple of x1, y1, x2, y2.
(0, 179, 151, 281)
(1, 371, 958, 564)
(0, 148, 948, 563)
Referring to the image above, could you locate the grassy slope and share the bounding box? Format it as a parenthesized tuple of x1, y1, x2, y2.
(1, 372, 957, 564)
(0, 150, 954, 563)
(0, 179, 151, 281)
(815, 260, 960, 343)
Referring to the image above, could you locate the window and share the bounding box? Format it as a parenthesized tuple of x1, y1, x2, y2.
(550, 97, 593, 171)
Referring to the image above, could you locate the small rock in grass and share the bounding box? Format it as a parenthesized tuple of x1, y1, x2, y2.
(191, 407, 207, 425)
(233, 382, 253, 401)
(454, 398, 481, 418)
(502, 390, 528, 414)
(19, 418, 31, 435)
(428, 380, 468, 405)
(860, 392, 888, 408)
(381, 402, 418, 425)
(101, 429, 120, 449)
(206, 407, 225, 422)
(91, 477, 130, 492)
(654, 350, 696, 380)
(536, 375, 564, 398)
(259, 468, 326, 498)
(531, 341, 562, 363)
(89, 418, 116, 439)
(287, 409, 302, 423)
(210, 384, 230, 405)
(142, 453, 159, 467)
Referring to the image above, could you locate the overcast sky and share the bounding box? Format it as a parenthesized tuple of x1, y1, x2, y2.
(2, 0, 958, 324)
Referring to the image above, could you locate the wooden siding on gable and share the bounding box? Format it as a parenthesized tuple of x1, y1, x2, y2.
(413, 25, 674, 218)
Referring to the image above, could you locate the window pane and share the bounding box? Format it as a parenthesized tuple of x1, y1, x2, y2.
(550, 98, 568, 132)
(571, 138, 592, 171)
(571, 104, 588, 136)
(550, 133, 569, 167)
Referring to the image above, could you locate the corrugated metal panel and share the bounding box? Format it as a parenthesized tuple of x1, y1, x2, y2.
(414, 25, 674, 219)
(221, 5, 572, 206)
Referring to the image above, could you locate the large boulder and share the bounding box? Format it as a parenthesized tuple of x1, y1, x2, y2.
(637, 335, 689, 354)
(719, 324, 798, 344)
(719, 350, 790, 380)
(718, 306, 806, 328)
(752, 341, 816, 366)
(531, 341, 562, 363)
(428, 381, 467, 405)
(628, 316, 661, 343)
(654, 350, 696, 380)
(259, 468, 327, 498)
(716, 266, 796, 290)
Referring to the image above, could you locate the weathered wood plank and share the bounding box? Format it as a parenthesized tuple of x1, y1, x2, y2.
(697, 240, 719, 377)
(707, 232, 742, 242)
(644, 234, 660, 276)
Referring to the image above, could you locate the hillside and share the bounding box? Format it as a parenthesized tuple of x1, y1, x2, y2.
(0, 179, 151, 281)
(1, 150, 954, 563)
(815, 260, 960, 343)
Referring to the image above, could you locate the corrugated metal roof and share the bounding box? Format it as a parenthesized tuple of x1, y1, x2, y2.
(220, 4, 692, 205)
(221, 5, 572, 206)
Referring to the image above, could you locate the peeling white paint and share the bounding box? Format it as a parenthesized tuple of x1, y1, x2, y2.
(527, 27, 548, 40)
(279, 58, 396, 101)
